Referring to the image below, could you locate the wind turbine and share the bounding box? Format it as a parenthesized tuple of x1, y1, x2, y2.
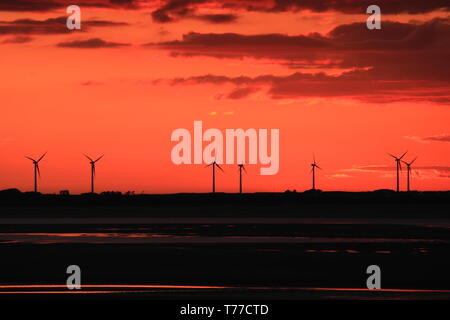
(402, 156, 417, 192)
(388, 151, 407, 192)
(311, 155, 322, 190)
(206, 161, 223, 193)
(25, 152, 47, 193)
(84, 154, 104, 193)
(238, 164, 247, 194)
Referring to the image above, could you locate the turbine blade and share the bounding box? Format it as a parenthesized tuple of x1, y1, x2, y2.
(399, 151, 408, 160)
(243, 166, 247, 173)
(94, 155, 104, 163)
(36, 164, 41, 178)
(316, 165, 322, 170)
(216, 163, 224, 172)
(37, 152, 47, 162)
(93, 165, 96, 177)
(25, 156, 36, 162)
(388, 153, 397, 159)
(84, 154, 94, 162)
(410, 156, 418, 165)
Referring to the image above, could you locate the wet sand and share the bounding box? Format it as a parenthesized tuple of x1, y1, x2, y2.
(0, 192, 449, 299)
(1, 232, 449, 299)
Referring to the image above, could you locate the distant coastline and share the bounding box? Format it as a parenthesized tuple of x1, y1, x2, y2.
(1, 188, 449, 219)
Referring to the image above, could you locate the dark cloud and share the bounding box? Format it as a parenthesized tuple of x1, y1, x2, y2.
(154, 74, 254, 86)
(155, 67, 450, 103)
(424, 135, 450, 142)
(154, 31, 330, 47)
(418, 166, 450, 171)
(1, 0, 448, 16)
(225, 87, 260, 99)
(0, 17, 67, 35)
(151, 2, 239, 24)
(153, 18, 450, 54)
(148, 31, 333, 63)
(83, 20, 129, 27)
(151, 0, 450, 23)
(0, 16, 128, 36)
(0, 0, 139, 12)
(414, 134, 450, 142)
(267, 0, 450, 14)
(150, 0, 450, 23)
(151, 18, 450, 103)
(0, 0, 61, 12)
(195, 14, 238, 23)
(151, 19, 450, 83)
(1, 35, 33, 43)
(81, 81, 103, 86)
(57, 37, 129, 48)
(151, 0, 201, 23)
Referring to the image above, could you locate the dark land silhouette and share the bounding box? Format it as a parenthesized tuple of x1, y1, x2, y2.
(1, 188, 449, 299)
(1, 188, 449, 218)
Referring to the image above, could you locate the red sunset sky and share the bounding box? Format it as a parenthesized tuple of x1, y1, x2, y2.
(0, 0, 449, 194)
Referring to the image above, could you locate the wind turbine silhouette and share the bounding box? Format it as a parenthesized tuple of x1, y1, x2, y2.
(238, 164, 246, 194)
(402, 156, 417, 192)
(25, 152, 47, 193)
(311, 155, 321, 190)
(206, 160, 223, 193)
(84, 154, 104, 193)
(388, 151, 407, 192)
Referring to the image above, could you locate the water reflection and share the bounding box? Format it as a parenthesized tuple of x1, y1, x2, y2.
(0, 233, 444, 245)
(0, 284, 449, 299)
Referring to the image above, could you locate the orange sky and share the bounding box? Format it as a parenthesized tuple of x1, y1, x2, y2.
(0, 1, 449, 193)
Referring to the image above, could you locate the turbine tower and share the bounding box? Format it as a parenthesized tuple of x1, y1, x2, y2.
(311, 155, 322, 190)
(206, 161, 223, 193)
(84, 154, 104, 193)
(238, 164, 247, 194)
(388, 151, 407, 192)
(25, 152, 47, 193)
(402, 156, 417, 192)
